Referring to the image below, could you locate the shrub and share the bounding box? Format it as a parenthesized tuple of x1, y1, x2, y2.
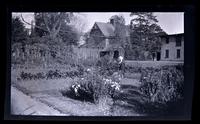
(67, 69, 122, 104)
(76, 57, 98, 68)
(20, 71, 46, 80)
(97, 57, 123, 77)
(140, 65, 184, 104)
(35, 72, 45, 79)
(19, 65, 85, 80)
(125, 65, 142, 73)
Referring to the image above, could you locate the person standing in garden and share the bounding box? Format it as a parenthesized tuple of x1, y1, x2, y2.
(116, 55, 125, 78)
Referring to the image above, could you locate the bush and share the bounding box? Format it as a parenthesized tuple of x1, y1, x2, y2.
(76, 57, 98, 68)
(97, 57, 124, 77)
(19, 66, 85, 81)
(46, 70, 58, 79)
(125, 65, 142, 73)
(140, 65, 184, 104)
(67, 69, 122, 104)
(20, 71, 45, 80)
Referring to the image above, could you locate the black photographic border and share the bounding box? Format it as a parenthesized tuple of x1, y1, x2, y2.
(2, 0, 197, 121)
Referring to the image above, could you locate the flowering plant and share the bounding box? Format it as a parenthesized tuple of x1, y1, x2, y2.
(140, 65, 184, 103)
(70, 69, 122, 103)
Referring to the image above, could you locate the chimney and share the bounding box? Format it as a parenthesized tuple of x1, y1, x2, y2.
(110, 19, 114, 25)
(110, 18, 116, 27)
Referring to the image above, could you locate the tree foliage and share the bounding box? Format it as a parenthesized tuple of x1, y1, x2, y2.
(11, 17, 28, 45)
(59, 24, 79, 46)
(34, 13, 71, 38)
(32, 12, 79, 46)
(110, 15, 125, 25)
(13, 12, 83, 67)
(110, 15, 130, 49)
(109, 15, 133, 60)
(130, 12, 166, 60)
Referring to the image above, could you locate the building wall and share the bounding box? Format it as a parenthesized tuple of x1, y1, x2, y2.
(161, 36, 184, 61)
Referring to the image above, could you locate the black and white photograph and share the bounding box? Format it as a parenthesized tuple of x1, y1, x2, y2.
(10, 12, 185, 117)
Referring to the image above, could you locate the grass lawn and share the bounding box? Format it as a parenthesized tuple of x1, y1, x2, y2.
(11, 65, 183, 116)
(11, 68, 147, 116)
(125, 60, 184, 68)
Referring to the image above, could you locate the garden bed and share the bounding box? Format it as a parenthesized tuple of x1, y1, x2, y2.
(11, 61, 184, 116)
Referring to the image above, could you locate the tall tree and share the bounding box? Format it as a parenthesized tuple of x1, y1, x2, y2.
(33, 13, 72, 39)
(110, 15, 129, 48)
(69, 14, 87, 34)
(21, 12, 80, 46)
(11, 17, 28, 45)
(58, 24, 80, 46)
(110, 15, 125, 25)
(130, 12, 166, 60)
(110, 15, 133, 60)
(34, 13, 48, 37)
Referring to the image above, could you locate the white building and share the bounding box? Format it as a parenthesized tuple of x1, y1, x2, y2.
(160, 33, 184, 61)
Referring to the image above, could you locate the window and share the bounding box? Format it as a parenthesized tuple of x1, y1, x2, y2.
(165, 49, 169, 58)
(166, 37, 169, 44)
(177, 49, 181, 58)
(176, 36, 182, 46)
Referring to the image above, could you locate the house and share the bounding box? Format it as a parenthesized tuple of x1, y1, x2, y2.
(80, 18, 130, 61)
(160, 33, 184, 61)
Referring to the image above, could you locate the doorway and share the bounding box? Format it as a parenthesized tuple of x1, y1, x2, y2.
(156, 52, 161, 61)
(113, 50, 119, 59)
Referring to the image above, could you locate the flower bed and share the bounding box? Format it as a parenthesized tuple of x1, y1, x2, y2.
(139, 65, 184, 104)
(19, 65, 85, 80)
(62, 70, 122, 103)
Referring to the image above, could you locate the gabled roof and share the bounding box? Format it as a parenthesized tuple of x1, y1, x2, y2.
(95, 22, 115, 37)
(94, 22, 130, 37)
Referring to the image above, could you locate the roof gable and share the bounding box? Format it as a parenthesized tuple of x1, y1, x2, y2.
(95, 22, 115, 37)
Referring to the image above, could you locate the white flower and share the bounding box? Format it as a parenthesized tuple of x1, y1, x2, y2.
(111, 84, 115, 88)
(74, 88, 79, 96)
(115, 86, 120, 91)
(118, 56, 123, 64)
(87, 68, 91, 72)
(72, 85, 75, 88)
(74, 88, 78, 93)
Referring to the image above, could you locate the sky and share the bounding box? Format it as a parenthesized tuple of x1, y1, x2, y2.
(12, 12, 184, 35)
